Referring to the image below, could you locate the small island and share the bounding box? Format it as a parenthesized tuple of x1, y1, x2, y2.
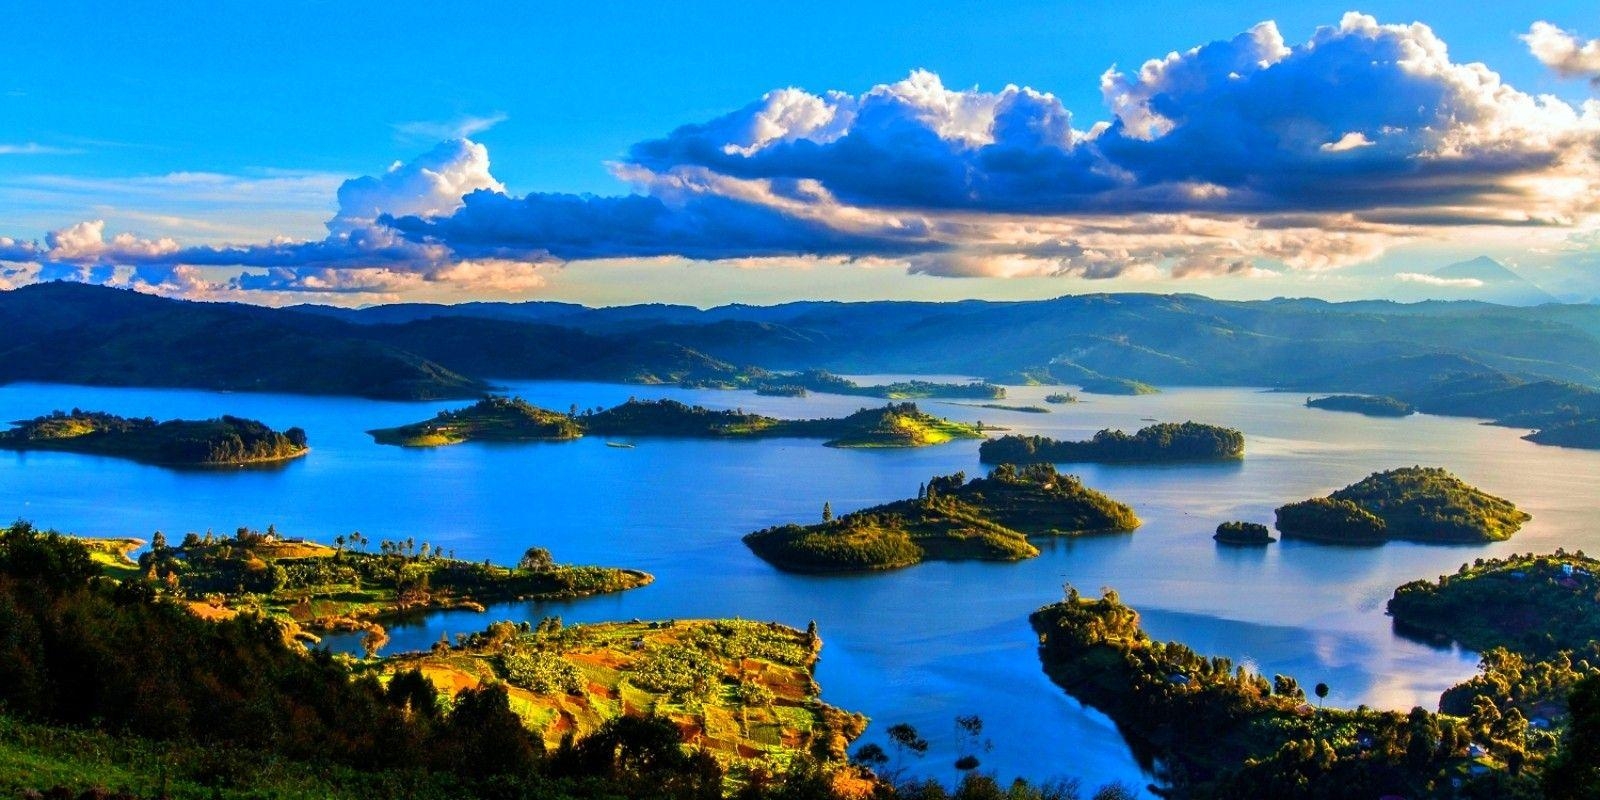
(374, 397, 983, 449)
(743, 464, 1138, 573)
(1524, 418, 1600, 450)
(380, 617, 866, 767)
(1079, 377, 1159, 396)
(781, 369, 1006, 400)
(0, 409, 308, 466)
(134, 525, 651, 632)
(1213, 520, 1275, 545)
(979, 421, 1244, 464)
(369, 396, 582, 446)
(1306, 394, 1415, 417)
(1044, 392, 1078, 404)
(754, 384, 808, 397)
(1274, 466, 1529, 545)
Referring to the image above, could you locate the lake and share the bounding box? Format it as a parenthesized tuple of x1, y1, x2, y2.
(3, 379, 1598, 794)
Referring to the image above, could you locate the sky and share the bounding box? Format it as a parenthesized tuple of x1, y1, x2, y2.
(1, 2, 1598, 307)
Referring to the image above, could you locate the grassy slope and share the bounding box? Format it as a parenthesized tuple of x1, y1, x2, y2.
(369, 398, 582, 447)
(380, 620, 865, 770)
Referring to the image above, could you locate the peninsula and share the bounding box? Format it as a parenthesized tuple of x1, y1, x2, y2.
(0, 409, 308, 466)
(979, 422, 1244, 464)
(1274, 466, 1529, 544)
(743, 464, 1138, 573)
(1305, 394, 1415, 417)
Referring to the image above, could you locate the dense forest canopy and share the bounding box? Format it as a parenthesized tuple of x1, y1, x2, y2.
(0, 409, 307, 466)
(1275, 467, 1529, 545)
(979, 422, 1244, 465)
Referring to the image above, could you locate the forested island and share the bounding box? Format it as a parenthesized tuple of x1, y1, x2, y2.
(1213, 521, 1274, 545)
(134, 524, 651, 632)
(1305, 395, 1415, 417)
(979, 422, 1244, 465)
(1079, 378, 1159, 396)
(1030, 585, 1582, 798)
(1274, 466, 1529, 545)
(369, 396, 582, 446)
(0, 409, 308, 466)
(373, 397, 983, 449)
(1389, 552, 1600, 661)
(381, 617, 866, 775)
(743, 464, 1138, 573)
(770, 369, 1006, 400)
(1044, 393, 1078, 404)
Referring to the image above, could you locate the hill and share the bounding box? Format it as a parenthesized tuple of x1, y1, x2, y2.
(1305, 395, 1414, 417)
(369, 396, 582, 446)
(0, 409, 308, 466)
(1275, 467, 1529, 544)
(979, 422, 1244, 465)
(742, 465, 1137, 573)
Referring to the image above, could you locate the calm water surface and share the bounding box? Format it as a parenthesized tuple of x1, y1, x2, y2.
(4, 379, 1598, 793)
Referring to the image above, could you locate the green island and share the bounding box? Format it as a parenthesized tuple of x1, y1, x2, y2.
(1031, 583, 1596, 798)
(0, 520, 896, 800)
(377, 617, 867, 781)
(775, 369, 1006, 400)
(754, 384, 808, 397)
(1213, 521, 1275, 545)
(1079, 378, 1160, 396)
(1044, 393, 1078, 404)
(374, 396, 983, 449)
(1274, 466, 1530, 545)
(133, 525, 650, 633)
(0, 409, 308, 467)
(1305, 394, 1415, 417)
(1523, 418, 1600, 450)
(946, 401, 1051, 414)
(743, 464, 1138, 573)
(369, 396, 582, 446)
(979, 422, 1244, 465)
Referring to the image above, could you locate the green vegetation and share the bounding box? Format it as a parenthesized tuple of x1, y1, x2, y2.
(368, 396, 581, 446)
(1524, 418, 1600, 450)
(1305, 395, 1415, 417)
(980, 422, 1244, 465)
(743, 465, 1137, 573)
(377, 397, 982, 449)
(1079, 378, 1159, 396)
(1044, 393, 1078, 404)
(1213, 521, 1274, 545)
(988, 368, 1064, 386)
(0, 409, 308, 466)
(1032, 586, 1548, 798)
(1275, 466, 1530, 545)
(755, 384, 808, 397)
(946, 402, 1051, 414)
(134, 525, 650, 632)
(1389, 551, 1600, 661)
(381, 617, 867, 779)
(0, 520, 884, 799)
(782, 370, 1005, 400)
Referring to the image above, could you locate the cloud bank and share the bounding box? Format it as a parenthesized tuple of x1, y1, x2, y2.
(3, 13, 1598, 299)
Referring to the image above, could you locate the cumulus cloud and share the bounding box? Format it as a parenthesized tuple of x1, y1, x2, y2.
(1396, 272, 1484, 288)
(1523, 22, 1600, 82)
(7, 13, 1600, 296)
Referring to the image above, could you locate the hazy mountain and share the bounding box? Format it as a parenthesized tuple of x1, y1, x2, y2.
(1396, 256, 1562, 306)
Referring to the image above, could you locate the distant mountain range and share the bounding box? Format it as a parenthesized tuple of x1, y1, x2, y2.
(3, 281, 1599, 447)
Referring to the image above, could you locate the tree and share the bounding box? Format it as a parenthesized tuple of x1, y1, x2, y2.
(150, 530, 167, 553)
(1314, 682, 1329, 709)
(1544, 675, 1600, 799)
(887, 722, 929, 772)
(822, 502, 833, 523)
(519, 546, 554, 572)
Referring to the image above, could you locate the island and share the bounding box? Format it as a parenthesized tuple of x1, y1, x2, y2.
(378, 617, 866, 772)
(1213, 521, 1275, 545)
(743, 464, 1138, 573)
(0, 409, 308, 466)
(1079, 377, 1160, 396)
(1523, 418, 1600, 450)
(1044, 392, 1078, 404)
(1274, 466, 1529, 544)
(134, 525, 651, 632)
(754, 384, 808, 397)
(368, 396, 582, 446)
(1305, 394, 1415, 417)
(979, 422, 1245, 464)
(373, 396, 984, 449)
(1031, 585, 1555, 797)
(780, 369, 1006, 400)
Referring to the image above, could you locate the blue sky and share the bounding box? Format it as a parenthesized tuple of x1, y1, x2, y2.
(2, 2, 1598, 305)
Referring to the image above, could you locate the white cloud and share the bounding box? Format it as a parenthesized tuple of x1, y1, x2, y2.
(1395, 272, 1484, 288)
(0, 142, 78, 156)
(1320, 132, 1374, 152)
(1523, 21, 1600, 81)
(393, 112, 509, 142)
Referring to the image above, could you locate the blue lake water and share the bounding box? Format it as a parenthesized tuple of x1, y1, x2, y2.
(4, 378, 1598, 794)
